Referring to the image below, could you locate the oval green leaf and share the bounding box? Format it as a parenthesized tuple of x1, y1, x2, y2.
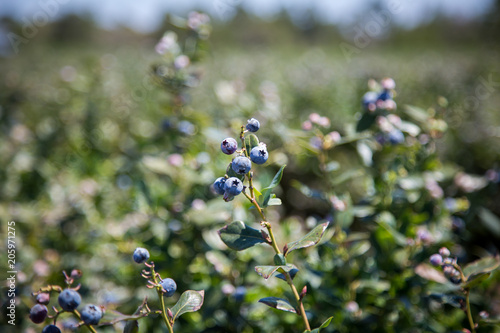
(284, 222, 329, 256)
(463, 255, 500, 279)
(304, 316, 334, 333)
(255, 264, 297, 280)
(170, 290, 205, 322)
(260, 165, 286, 207)
(245, 133, 260, 155)
(258, 297, 296, 314)
(218, 221, 268, 251)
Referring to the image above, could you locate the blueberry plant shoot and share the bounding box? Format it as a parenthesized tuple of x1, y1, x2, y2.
(29, 249, 204, 333)
(213, 118, 333, 332)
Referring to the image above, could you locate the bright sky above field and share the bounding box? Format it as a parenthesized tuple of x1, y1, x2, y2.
(0, 0, 495, 32)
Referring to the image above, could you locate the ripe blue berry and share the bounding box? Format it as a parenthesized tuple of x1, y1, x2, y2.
(213, 177, 227, 195)
(58, 289, 81, 311)
(224, 177, 243, 196)
(29, 303, 48, 324)
(232, 156, 251, 175)
(42, 325, 61, 333)
(133, 247, 150, 264)
(439, 247, 450, 257)
(233, 286, 246, 302)
(429, 254, 443, 266)
(221, 138, 238, 155)
(378, 90, 393, 101)
(246, 118, 260, 132)
(160, 278, 177, 297)
(80, 304, 103, 325)
(388, 129, 404, 145)
(250, 145, 268, 165)
(362, 91, 378, 110)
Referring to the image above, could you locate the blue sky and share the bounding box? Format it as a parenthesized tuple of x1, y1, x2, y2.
(0, 0, 496, 32)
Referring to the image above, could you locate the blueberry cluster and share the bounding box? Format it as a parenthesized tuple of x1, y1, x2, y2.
(213, 118, 269, 202)
(429, 247, 462, 284)
(362, 77, 397, 112)
(31, 274, 103, 330)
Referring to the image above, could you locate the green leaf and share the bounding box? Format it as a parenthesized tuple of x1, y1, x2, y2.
(356, 112, 376, 132)
(304, 316, 334, 332)
(255, 264, 298, 280)
(258, 297, 297, 314)
(123, 320, 139, 333)
(267, 197, 282, 206)
(463, 256, 500, 279)
(414, 264, 448, 284)
(284, 222, 329, 256)
(260, 165, 286, 207)
(478, 208, 500, 237)
(218, 221, 268, 251)
(429, 293, 465, 309)
(170, 290, 205, 322)
(245, 133, 260, 155)
(463, 272, 491, 289)
(404, 105, 430, 123)
(275, 267, 299, 281)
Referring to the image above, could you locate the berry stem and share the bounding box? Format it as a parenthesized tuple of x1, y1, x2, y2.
(242, 190, 266, 221)
(465, 289, 476, 333)
(262, 221, 281, 255)
(284, 271, 311, 331)
(149, 262, 175, 333)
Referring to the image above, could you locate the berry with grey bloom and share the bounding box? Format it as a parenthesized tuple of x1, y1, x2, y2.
(133, 247, 150, 264)
(232, 156, 252, 175)
(221, 137, 238, 155)
(81, 304, 103, 325)
(58, 289, 81, 311)
(160, 278, 177, 297)
(213, 177, 227, 195)
(250, 145, 268, 165)
(245, 118, 260, 132)
(430, 254, 443, 266)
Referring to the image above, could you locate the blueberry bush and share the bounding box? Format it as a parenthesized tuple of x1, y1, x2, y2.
(1, 10, 499, 333)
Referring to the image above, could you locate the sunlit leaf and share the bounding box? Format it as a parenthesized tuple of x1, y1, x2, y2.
(260, 165, 286, 207)
(463, 272, 491, 289)
(304, 316, 334, 333)
(170, 290, 204, 321)
(259, 297, 296, 313)
(284, 222, 329, 256)
(415, 264, 448, 284)
(255, 264, 297, 280)
(218, 221, 268, 251)
(463, 256, 500, 279)
(245, 133, 260, 155)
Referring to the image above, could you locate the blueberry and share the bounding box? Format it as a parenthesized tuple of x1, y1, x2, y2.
(388, 129, 404, 145)
(29, 303, 48, 324)
(429, 254, 443, 266)
(42, 325, 62, 333)
(36, 293, 50, 305)
(362, 91, 378, 110)
(224, 177, 243, 196)
(245, 118, 260, 132)
(133, 247, 150, 264)
(231, 156, 251, 175)
(439, 247, 450, 257)
(250, 145, 268, 165)
(58, 289, 81, 311)
(378, 90, 393, 101)
(221, 138, 238, 155)
(160, 278, 177, 297)
(80, 304, 103, 325)
(233, 286, 246, 302)
(213, 177, 227, 195)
